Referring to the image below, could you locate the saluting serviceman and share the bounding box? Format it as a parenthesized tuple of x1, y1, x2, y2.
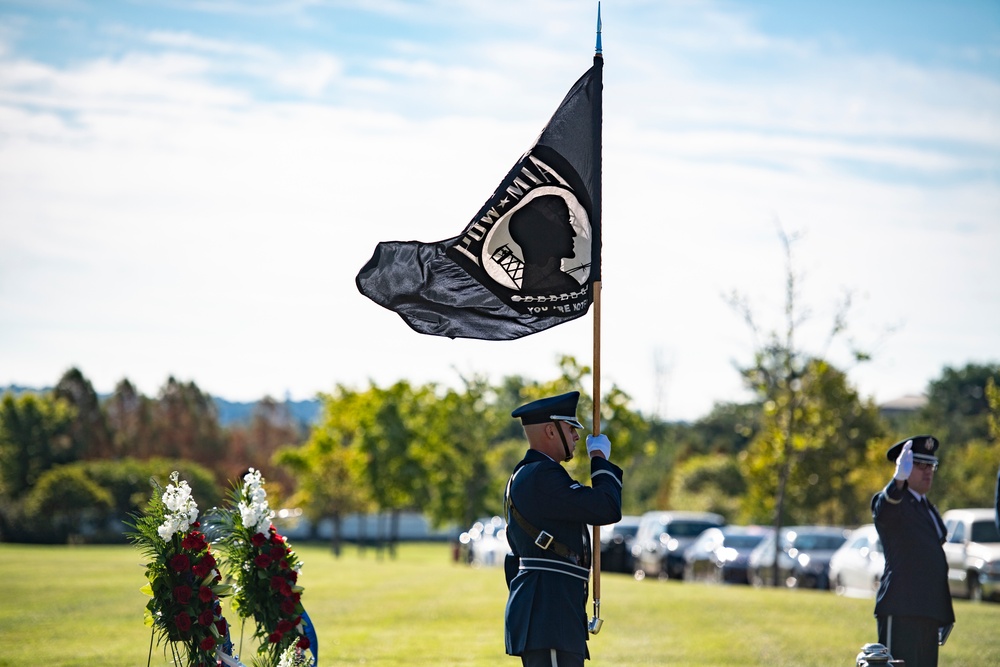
(872, 435, 955, 667)
(503, 391, 623, 667)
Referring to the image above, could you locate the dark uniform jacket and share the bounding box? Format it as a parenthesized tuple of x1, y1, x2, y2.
(871, 480, 955, 625)
(504, 449, 623, 658)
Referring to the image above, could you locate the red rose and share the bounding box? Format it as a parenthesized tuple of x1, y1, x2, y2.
(215, 618, 228, 635)
(198, 586, 213, 603)
(201, 553, 216, 568)
(199, 636, 216, 651)
(277, 619, 294, 634)
(254, 554, 271, 568)
(251, 532, 268, 547)
(198, 609, 215, 626)
(270, 575, 285, 590)
(297, 636, 311, 650)
(173, 585, 192, 605)
(270, 532, 283, 545)
(268, 631, 283, 644)
(278, 559, 290, 571)
(181, 532, 206, 551)
(280, 599, 296, 615)
(174, 612, 192, 633)
(170, 554, 191, 572)
(192, 561, 210, 578)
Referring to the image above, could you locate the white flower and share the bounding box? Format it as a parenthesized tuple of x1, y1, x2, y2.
(157, 471, 199, 542)
(238, 467, 274, 536)
(277, 644, 312, 667)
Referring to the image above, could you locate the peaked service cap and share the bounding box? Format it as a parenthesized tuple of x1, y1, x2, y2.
(886, 434, 940, 465)
(512, 391, 583, 429)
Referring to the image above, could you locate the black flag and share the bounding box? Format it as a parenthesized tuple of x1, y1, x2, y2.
(356, 56, 602, 340)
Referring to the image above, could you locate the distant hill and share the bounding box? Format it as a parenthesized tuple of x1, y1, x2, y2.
(1, 385, 322, 428)
(212, 396, 322, 427)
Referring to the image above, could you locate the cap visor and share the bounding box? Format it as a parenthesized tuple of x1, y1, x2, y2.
(551, 415, 583, 429)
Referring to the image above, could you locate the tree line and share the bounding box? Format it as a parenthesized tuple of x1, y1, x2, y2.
(1, 358, 997, 546)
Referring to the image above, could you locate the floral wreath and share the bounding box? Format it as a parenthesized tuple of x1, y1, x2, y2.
(216, 468, 314, 667)
(127, 471, 232, 667)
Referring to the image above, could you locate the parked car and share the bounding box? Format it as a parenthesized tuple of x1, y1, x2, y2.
(631, 510, 725, 580)
(942, 508, 1000, 602)
(683, 525, 771, 584)
(829, 524, 884, 598)
(600, 515, 641, 573)
(748, 525, 848, 589)
(459, 516, 509, 567)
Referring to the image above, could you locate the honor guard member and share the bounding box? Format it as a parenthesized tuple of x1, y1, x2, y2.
(503, 391, 623, 667)
(872, 435, 955, 667)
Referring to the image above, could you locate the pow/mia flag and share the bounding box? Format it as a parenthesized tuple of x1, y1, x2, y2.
(355, 56, 602, 340)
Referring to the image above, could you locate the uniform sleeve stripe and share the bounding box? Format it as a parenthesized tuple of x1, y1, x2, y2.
(591, 469, 622, 488)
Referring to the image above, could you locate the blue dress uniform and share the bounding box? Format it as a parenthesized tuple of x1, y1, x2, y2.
(503, 393, 623, 665)
(872, 435, 954, 667)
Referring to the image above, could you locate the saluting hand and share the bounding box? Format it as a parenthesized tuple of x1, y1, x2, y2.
(586, 434, 611, 460)
(894, 440, 913, 481)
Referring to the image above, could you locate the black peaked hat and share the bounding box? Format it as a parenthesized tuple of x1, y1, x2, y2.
(512, 391, 583, 429)
(886, 435, 940, 465)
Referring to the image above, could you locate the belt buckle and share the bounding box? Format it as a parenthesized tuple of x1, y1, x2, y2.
(535, 531, 554, 550)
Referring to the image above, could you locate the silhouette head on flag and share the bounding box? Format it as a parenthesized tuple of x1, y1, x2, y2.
(356, 56, 602, 341)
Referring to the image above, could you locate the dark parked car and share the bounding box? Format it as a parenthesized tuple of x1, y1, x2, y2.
(683, 525, 771, 584)
(942, 508, 1000, 602)
(748, 525, 848, 589)
(599, 515, 641, 573)
(631, 510, 725, 580)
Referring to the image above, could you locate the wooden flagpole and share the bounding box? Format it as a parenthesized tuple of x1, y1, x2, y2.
(590, 280, 603, 632)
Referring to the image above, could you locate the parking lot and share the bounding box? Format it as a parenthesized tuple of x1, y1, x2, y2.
(465, 507, 1000, 605)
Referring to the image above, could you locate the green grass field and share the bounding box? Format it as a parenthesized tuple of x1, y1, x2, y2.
(1, 542, 998, 666)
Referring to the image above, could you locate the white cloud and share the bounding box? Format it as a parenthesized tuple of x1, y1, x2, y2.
(0, 1, 997, 420)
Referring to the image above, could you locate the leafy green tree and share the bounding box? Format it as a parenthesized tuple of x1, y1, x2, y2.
(688, 402, 760, 456)
(669, 453, 745, 520)
(274, 385, 377, 555)
(21, 465, 113, 543)
(9, 457, 217, 543)
(416, 375, 516, 530)
(0, 392, 76, 499)
(740, 359, 884, 528)
(919, 362, 1000, 445)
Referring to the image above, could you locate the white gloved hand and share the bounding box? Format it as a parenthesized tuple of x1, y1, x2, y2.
(894, 440, 913, 481)
(586, 434, 611, 460)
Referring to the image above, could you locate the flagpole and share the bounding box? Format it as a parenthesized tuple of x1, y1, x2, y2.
(588, 0, 605, 637)
(590, 280, 603, 635)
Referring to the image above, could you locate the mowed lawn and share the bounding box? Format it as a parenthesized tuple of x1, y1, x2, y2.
(2, 542, 998, 666)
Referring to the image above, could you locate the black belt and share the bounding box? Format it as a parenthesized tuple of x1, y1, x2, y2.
(507, 502, 582, 564)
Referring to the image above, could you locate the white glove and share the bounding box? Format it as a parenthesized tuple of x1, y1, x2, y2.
(586, 434, 611, 460)
(894, 440, 913, 481)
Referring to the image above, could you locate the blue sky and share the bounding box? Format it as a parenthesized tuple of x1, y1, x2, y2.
(1, 0, 998, 421)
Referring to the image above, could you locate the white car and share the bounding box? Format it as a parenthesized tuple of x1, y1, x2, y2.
(460, 516, 510, 568)
(942, 508, 1000, 602)
(829, 524, 884, 598)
